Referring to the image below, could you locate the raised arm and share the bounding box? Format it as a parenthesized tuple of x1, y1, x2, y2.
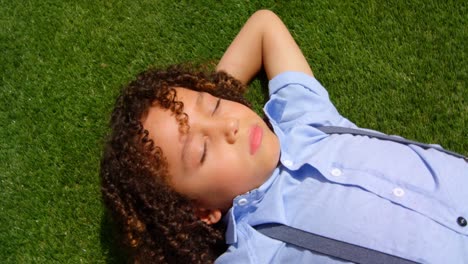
(216, 10, 313, 84)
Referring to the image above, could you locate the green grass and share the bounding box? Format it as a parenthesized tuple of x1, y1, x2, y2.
(1, 0, 466, 263)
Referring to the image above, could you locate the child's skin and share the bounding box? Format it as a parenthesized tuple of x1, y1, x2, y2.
(142, 88, 279, 223)
(142, 10, 312, 225)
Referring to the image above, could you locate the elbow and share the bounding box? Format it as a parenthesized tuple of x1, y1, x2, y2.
(252, 9, 279, 20)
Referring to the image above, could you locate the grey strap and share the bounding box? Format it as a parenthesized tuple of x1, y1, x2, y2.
(256, 224, 419, 264)
(317, 126, 466, 160)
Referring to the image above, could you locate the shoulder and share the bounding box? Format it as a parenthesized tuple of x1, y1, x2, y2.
(265, 71, 355, 130)
(268, 71, 326, 97)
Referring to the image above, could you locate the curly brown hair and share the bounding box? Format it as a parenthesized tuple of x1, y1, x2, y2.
(100, 65, 250, 263)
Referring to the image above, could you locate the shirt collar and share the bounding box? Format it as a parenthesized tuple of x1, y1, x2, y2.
(223, 167, 280, 244)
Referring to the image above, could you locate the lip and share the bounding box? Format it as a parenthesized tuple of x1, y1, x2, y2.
(249, 124, 263, 155)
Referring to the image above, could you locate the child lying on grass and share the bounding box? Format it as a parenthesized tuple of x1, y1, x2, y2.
(100, 10, 467, 264)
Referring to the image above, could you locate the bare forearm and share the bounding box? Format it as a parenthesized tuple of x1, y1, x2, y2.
(261, 11, 313, 79)
(216, 10, 266, 84)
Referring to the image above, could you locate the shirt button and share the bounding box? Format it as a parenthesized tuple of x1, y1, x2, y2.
(457, 217, 467, 227)
(238, 198, 248, 206)
(283, 160, 293, 167)
(331, 168, 342, 177)
(392, 187, 405, 197)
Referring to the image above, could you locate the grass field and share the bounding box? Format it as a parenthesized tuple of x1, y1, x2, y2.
(1, 0, 466, 263)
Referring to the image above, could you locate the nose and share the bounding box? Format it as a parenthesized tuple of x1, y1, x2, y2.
(196, 116, 239, 143)
(223, 117, 239, 144)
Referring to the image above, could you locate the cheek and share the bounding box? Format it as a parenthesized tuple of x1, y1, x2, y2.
(211, 153, 245, 176)
(215, 154, 259, 190)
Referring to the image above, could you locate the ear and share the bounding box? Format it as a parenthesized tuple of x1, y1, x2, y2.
(195, 207, 222, 225)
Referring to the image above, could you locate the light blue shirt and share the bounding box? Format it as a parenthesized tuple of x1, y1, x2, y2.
(215, 72, 468, 264)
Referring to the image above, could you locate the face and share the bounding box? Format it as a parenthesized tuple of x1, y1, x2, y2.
(142, 87, 280, 213)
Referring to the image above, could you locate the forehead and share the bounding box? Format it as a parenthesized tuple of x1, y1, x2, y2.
(141, 104, 182, 180)
(144, 87, 197, 129)
(173, 87, 199, 102)
(141, 87, 198, 175)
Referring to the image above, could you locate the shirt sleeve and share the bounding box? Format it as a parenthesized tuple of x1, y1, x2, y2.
(264, 71, 356, 133)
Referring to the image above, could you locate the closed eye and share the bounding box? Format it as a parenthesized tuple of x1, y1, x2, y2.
(200, 141, 207, 164)
(200, 98, 220, 165)
(212, 98, 221, 116)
